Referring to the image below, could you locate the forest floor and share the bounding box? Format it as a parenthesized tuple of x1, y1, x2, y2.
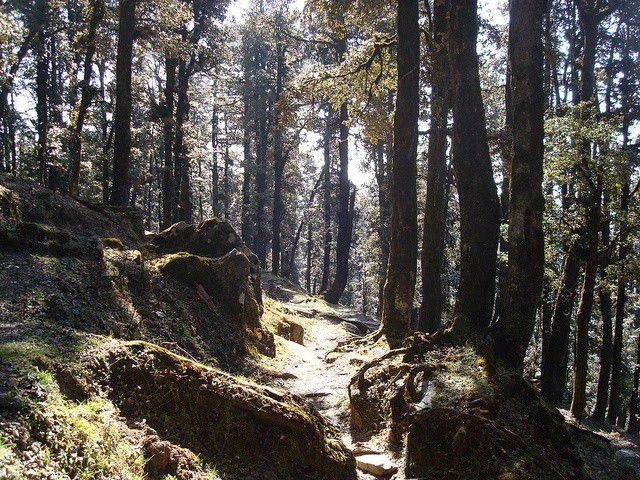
(260, 274, 405, 479)
(258, 274, 640, 480)
(2, 176, 640, 480)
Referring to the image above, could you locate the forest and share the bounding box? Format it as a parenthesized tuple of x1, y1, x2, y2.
(1, 0, 640, 478)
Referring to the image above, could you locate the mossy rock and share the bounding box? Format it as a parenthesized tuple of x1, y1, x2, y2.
(155, 250, 263, 327)
(151, 219, 245, 259)
(92, 340, 356, 480)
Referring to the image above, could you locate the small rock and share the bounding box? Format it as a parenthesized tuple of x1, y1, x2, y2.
(615, 448, 640, 462)
(325, 352, 341, 364)
(304, 391, 331, 398)
(351, 443, 382, 456)
(349, 356, 367, 366)
(355, 454, 398, 477)
(155, 311, 166, 318)
(342, 322, 361, 334)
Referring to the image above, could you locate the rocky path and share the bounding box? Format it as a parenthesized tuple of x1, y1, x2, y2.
(261, 280, 399, 479)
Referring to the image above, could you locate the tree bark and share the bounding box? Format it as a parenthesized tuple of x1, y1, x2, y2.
(447, 0, 501, 338)
(570, 189, 602, 419)
(211, 105, 220, 216)
(241, 99, 254, 245)
(608, 39, 631, 423)
(174, 59, 193, 222)
(324, 55, 352, 304)
(271, 42, 285, 275)
(493, 0, 545, 371)
(592, 208, 613, 422)
(627, 329, 640, 434)
(68, 0, 104, 197)
(381, 0, 420, 347)
(540, 241, 580, 405)
(109, 0, 136, 206)
(252, 92, 269, 267)
(161, 57, 177, 228)
(98, 57, 111, 203)
(306, 223, 313, 292)
(420, 0, 450, 333)
(34, 0, 49, 186)
(608, 181, 630, 424)
(374, 141, 391, 318)
(223, 117, 230, 219)
(320, 108, 333, 293)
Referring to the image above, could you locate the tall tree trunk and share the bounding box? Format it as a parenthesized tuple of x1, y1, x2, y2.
(420, 0, 450, 333)
(320, 109, 333, 292)
(627, 329, 640, 434)
(592, 207, 613, 422)
(570, 188, 602, 419)
(211, 105, 220, 216)
(570, 0, 608, 420)
(381, 0, 419, 347)
(253, 95, 268, 266)
(68, 0, 104, 197)
(306, 223, 313, 293)
(272, 42, 285, 275)
(324, 37, 352, 304)
(223, 117, 230, 219)
(34, 2, 49, 186)
(161, 57, 177, 228)
(540, 241, 581, 405)
(109, 0, 136, 206)
(494, 0, 545, 371)
(447, 0, 501, 338)
(608, 181, 630, 424)
(493, 60, 512, 327)
(375, 140, 391, 317)
(608, 43, 631, 423)
(241, 99, 253, 245)
(174, 59, 192, 222)
(323, 109, 351, 302)
(98, 57, 111, 203)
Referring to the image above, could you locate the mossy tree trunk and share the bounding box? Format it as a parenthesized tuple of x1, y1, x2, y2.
(494, 0, 545, 371)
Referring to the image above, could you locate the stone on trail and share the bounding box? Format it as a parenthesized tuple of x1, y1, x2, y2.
(355, 453, 398, 477)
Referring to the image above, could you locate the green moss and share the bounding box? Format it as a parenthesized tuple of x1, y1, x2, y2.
(0, 341, 59, 369)
(3, 363, 145, 480)
(430, 346, 494, 409)
(40, 392, 145, 480)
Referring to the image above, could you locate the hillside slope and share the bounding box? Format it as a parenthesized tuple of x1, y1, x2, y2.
(0, 176, 355, 480)
(1, 176, 639, 480)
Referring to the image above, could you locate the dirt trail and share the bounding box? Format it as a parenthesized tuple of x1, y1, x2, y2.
(261, 279, 393, 478)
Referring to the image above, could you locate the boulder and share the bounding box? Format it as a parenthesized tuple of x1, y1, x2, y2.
(155, 250, 262, 326)
(151, 219, 249, 260)
(150, 218, 263, 314)
(143, 434, 203, 480)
